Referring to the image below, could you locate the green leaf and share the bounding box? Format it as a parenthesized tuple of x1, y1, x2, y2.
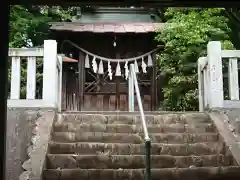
(156, 8, 234, 111)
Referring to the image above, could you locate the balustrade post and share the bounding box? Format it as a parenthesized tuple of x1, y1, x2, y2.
(42, 40, 58, 108)
(228, 58, 239, 100)
(207, 41, 224, 108)
(10, 57, 21, 99)
(26, 57, 36, 99)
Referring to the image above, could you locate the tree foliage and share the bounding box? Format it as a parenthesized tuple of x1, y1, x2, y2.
(9, 5, 74, 48)
(9, 5, 74, 98)
(155, 8, 234, 111)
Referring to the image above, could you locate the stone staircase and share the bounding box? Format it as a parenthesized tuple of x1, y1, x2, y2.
(43, 112, 240, 180)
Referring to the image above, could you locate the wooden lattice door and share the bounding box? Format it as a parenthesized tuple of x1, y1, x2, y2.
(80, 55, 155, 111)
(82, 61, 128, 111)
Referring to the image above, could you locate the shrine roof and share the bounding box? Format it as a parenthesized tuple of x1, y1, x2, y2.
(49, 22, 165, 33)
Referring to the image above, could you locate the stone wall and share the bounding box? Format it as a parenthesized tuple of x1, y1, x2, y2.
(5, 108, 56, 180)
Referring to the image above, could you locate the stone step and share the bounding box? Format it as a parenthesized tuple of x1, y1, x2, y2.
(61, 111, 200, 115)
(46, 154, 233, 169)
(51, 132, 219, 144)
(48, 142, 225, 156)
(43, 166, 240, 180)
(53, 123, 216, 133)
(58, 113, 211, 125)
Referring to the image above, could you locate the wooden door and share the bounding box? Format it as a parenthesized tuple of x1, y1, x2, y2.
(61, 55, 156, 112)
(80, 55, 155, 111)
(82, 60, 127, 111)
(61, 62, 80, 111)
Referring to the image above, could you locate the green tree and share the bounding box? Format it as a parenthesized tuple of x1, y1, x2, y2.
(9, 5, 74, 98)
(155, 8, 234, 111)
(9, 5, 74, 48)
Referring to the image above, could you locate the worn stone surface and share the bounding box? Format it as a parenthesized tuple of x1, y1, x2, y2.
(212, 108, 240, 135)
(46, 154, 233, 169)
(51, 132, 144, 143)
(59, 113, 211, 125)
(19, 171, 31, 180)
(44, 112, 240, 180)
(53, 122, 216, 133)
(6, 108, 40, 180)
(49, 142, 225, 155)
(10, 108, 56, 180)
(179, 113, 210, 124)
(209, 112, 240, 166)
(43, 166, 240, 180)
(27, 110, 56, 180)
(51, 132, 219, 143)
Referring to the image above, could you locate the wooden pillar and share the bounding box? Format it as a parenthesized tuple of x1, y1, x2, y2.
(61, 65, 67, 111)
(1, 5, 10, 180)
(78, 51, 85, 111)
(151, 52, 157, 111)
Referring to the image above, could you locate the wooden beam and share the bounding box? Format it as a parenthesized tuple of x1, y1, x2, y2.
(63, 56, 78, 63)
(9, 0, 240, 7)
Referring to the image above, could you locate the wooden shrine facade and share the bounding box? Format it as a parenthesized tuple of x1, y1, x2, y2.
(51, 22, 164, 111)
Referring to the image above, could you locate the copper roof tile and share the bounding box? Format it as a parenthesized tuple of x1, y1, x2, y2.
(73, 24, 85, 31)
(83, 24, 94, 31)
(153, 23, 163, 31)
(103, 24, 115, 32)
(94, 24, 105, 32)
(50, 22, 165, 33)
(114, 24, 126, 33)
(134, 25, 145, 33)
(124, 24, 136, 32)
(143, 24, 155, 32)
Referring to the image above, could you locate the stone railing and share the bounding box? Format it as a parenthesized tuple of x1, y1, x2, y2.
(198, 41, 240, 111)
(8, 40, 62, 111)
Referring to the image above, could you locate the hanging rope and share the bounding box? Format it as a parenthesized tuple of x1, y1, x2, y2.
(60, 39, 160, 63)
(60, 39, 162, 80)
